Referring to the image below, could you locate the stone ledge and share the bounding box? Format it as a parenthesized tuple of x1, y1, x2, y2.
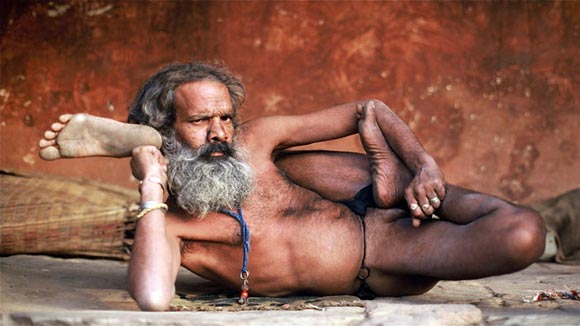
(8, 310, 365, 326)
(363, 301, 482, 326)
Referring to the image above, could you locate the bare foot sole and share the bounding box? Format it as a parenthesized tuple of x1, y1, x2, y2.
(38, 114, 162, 160)
(357, 101, 410, 207)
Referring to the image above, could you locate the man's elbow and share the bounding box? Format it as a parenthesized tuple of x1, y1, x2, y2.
(129, 287, 175, 311)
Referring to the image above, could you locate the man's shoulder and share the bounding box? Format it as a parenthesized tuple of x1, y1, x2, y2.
(238, 117, 286, 157)
(239, 116, 275, 134)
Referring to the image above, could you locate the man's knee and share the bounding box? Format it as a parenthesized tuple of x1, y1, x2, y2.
(504, 206, 546, 267)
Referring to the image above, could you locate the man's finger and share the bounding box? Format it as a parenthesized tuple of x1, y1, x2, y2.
(412, 181, 430, 213)
(412, 218, 421, 228)
(409, 200, 429, 220)
(355, 104, 364, 119)
(427, 192, 442, 209)
(409, 201, 420, 213)
(406, 185, 428, 219)
(420, 200, 434, 216)
(436, 184, 446, 201)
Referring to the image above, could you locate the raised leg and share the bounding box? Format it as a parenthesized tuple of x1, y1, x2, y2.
(39, 114, 162, 160)
(274, 105, 412, 205)
(275, 150, 371, 202)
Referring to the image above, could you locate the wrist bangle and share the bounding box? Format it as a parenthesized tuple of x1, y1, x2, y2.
(136, 201, 168, 220)
(139, 176, 166, 192)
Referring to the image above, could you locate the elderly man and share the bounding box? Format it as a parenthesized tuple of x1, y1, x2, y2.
(39, 62, 545, 311)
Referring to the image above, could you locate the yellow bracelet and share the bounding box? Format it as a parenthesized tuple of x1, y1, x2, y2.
(136, 201, 168, 220)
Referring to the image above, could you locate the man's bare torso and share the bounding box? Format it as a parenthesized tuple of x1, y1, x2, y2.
(165, 148, 364, 297)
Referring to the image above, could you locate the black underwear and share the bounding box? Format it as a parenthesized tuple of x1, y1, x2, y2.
(341, 185, 377, 300)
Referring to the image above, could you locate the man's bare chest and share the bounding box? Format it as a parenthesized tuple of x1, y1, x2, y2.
(169, 171, 346, 245)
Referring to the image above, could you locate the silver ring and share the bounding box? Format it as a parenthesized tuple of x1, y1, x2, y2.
(429, 196, 440, 204)
(432, 214, 440, 220)
(410, 203, 419, 210)
(422, 204, 431, 210)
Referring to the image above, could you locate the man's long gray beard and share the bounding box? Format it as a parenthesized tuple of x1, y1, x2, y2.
(163, 136, 254, 217)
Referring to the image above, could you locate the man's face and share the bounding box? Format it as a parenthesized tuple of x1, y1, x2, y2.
(173, 80, 235, 155)
(166, 80, 253, 216)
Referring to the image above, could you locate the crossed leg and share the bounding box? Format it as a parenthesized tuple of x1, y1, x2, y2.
(275, 104, 412, 206)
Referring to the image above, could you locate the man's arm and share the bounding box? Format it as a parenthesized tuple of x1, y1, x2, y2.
(127, 146, 181, 311)
(244, 99, 445, 221)
(242, 101, 364, 156)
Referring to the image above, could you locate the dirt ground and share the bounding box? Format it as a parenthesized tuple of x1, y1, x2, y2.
(1, 255, 578, 325)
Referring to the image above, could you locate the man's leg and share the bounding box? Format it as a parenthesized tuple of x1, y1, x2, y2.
(39, 114, 162, 160)
(275, 125, 412, 206)
(275, 150, 372, 202)
(275, 102, 415, 207)
(278, 152, 546, 295)
(363, 185, 546, 296)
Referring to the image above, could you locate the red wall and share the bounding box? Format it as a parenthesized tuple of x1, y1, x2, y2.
(1, 1, 579, 204)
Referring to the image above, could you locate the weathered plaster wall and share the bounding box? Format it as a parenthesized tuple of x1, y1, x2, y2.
(1, 0, 578, 204)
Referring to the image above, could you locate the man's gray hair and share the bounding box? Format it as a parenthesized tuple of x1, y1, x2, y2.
(127, 61, 246, 147)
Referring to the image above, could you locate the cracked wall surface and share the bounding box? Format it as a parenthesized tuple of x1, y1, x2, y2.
(1, 0, 579, 204)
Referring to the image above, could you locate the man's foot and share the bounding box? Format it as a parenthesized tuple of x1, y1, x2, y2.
(39, 114, 162, 160)
(357, 101, 410, 207)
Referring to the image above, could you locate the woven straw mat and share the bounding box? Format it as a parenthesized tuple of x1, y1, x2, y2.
(1, 170, 139, 260)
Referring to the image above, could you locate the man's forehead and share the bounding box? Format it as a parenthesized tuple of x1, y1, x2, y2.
(175, 80, 233, 114)
(178, 79, 226, 93)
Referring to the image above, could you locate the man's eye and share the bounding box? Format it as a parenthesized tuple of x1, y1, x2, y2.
(190, 118, 205, 124)
(222, 116, 232, 122)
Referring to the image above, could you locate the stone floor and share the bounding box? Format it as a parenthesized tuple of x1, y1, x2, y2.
(1, 255, 579, 325)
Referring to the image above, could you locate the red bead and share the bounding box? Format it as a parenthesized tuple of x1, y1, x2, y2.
(241, 291, 249, 299)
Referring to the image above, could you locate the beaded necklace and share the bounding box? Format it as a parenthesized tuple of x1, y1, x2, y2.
(219, 207, 251, 304)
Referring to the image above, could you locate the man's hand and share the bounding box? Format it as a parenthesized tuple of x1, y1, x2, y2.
(404, 164, 446, 227)
(130, 146, 168, 199)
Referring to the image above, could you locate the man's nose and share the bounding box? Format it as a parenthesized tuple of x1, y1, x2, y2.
(207, 118, 227, 142)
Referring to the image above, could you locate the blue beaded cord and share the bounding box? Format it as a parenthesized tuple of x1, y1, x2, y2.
(219, 207, 250, 303)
